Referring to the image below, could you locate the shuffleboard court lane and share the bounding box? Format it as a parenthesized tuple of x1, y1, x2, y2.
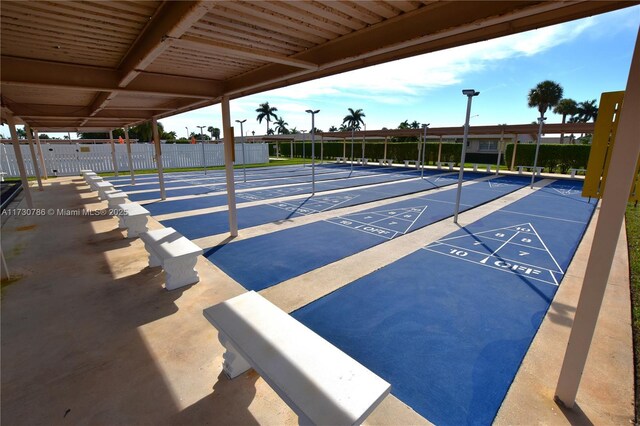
(203, 176, 529, 292)
(159, 171, 469, 239)
(142, 167, 450, 214)
(126, 166, 418, 202)
(291, 180, 595, 426)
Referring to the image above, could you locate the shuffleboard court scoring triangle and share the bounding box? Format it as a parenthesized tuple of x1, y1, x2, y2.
(269, 194, 359, 215)
(325, 205, 429, 240)
(423, 222, 564, 286)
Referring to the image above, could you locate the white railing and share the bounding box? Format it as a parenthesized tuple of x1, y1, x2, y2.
(0, 142, 268, 177)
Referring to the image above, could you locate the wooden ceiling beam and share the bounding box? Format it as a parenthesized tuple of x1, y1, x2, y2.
(0, 56, 223, 99)
(171, 35, 319, 70)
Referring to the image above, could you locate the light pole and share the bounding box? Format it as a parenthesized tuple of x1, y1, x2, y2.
(306, 109, 320, 195)
(421, 123, 430, 179)
(185, 126, 190, 140)
(197, 125, 207, 175)
(350, 126, 355, 174)
(302, 130, 306, 167)
(236, 119, 247, 183)
(453, 89, 480, 224)
(531, 116, 546, 189)
(361, 123, 366, 164)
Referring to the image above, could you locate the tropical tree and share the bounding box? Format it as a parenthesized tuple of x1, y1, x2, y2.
(207, 126, 215, 139)
(289, 127, 299, 134)
(162, 130, 177, 141)
(410, 120, 420, 129)
(256, 102, 278, 135)
(267, 128, 275, 135)
(342, 108, 365, 130)
(553, 98, 578, 144)
(275, 118, 289, 134)
(328, 125, 338, 132)
(576, 99, 598, 122)
(211, 127, 220, 140)
(527, 80, 564, 119)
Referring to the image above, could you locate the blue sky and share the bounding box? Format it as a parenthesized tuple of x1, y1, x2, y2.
(3, 5, 638, 139)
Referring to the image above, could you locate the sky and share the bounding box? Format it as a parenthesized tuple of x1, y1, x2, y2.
(2, 5, 638, 139)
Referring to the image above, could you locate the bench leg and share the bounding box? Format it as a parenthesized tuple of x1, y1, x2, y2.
(144, 243, 162, 268)
(218, 333, 252, 379)
(123, 215, 149, 238)
(163, 255, 199, 290)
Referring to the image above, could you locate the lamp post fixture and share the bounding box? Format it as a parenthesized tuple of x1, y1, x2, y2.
(185, 126, 190, 140)
(453, 89, 480, 224)
(197, 125, 207, 174)
(531, 116, 546, 189)
(306, 109, 320, 195)
(236, 119, 247, 183)
(421, 123, 430, 179)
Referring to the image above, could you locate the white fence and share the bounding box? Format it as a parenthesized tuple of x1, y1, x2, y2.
(0, 142, 269, 177)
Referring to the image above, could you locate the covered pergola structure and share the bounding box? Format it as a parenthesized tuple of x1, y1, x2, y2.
(1, 0, 638, 415)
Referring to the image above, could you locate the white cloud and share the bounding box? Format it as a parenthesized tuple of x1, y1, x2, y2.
(258, 17, 596, 100)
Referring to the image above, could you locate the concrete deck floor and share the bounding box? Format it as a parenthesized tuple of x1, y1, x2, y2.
(0, 173, 633, 425)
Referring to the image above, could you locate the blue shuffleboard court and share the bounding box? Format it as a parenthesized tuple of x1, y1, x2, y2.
(291, 180, 595, 425)
(203, 175, 530, 291)
(158, 170, 475, 238)
(144, 167, 452, 216)
(126, 165, 418, 202)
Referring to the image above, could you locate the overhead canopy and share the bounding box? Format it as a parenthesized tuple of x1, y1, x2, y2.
(0, 1, 633, 132)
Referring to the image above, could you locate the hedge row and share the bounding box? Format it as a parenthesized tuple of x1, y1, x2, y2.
(268, 141, 591, 173)
(504, 143, 591, 173)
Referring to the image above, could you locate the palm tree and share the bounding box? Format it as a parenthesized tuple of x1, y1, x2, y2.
(275, 118, 289, 134)
(410, 120, 420, 129)
(576, 99, 598, 122)
(342, 108, 365, 130)
(207, 126, 215, 139)
(256, 102, 278, 135)
(527, 80, 564, 118)
(211, 128, 220, 140)
(553, 98, 578, 144)
(328, 125, 338, 132)
(527, 80, 562, 186)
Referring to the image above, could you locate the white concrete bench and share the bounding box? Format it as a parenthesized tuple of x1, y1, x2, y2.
(472, 164, 492, 172)
(140, 227, 203, 290)
(80, 169, 93, 177)
(355, 158, 369, 165)
(404, 160, 420, 168)
(378, 159, 393, 166)
(0, 172, 6, 182)
(335, 157, 346, 163)
(517, 166, 543, 176)
(569, 168, 586, 178)
(117, 202, 149, 238)
(436, 162, 455, 171)
(95, 181, 115, 200)
(86, 175, 102, 189)
(105, 190, 129, 210)
(203, 291, 391, 425)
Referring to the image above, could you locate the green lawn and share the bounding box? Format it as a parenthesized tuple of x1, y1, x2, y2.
(627, 202, 639, 423)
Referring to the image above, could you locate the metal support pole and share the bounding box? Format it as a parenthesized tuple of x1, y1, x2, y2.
(125, 127, 134, 185)
(34, 129, 47, 179)
(109, 129, 118, 177)
(306, 109, 320, 195)
(320, 135, 324, 164)
(421, 124, 429, 179)
(25, 125, 43, 190)
(496, 128, 505, 176)
(151, 119, 166, 200)
(7, 115, 33, 208)
(236, 119, 247, 183)
(361, 123, 366, 164)
(303, 132, 306, 166)
(531, 116, 545, 188)
(222, 96, 238, 237)
(555, 27, 640, 408)
(383, 136, 388, 163)
(350, 128, 355, 173)
(453, 89, 479, 224)
(437, 136, 443, 165)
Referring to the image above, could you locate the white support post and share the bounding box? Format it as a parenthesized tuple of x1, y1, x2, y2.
(437, 136, 443, 165)
(125, 126, 135, 185)
(25, 125, 43, 190)
(7, 115, 33, 208)
(109, 129, 118, 177)
(320, 135, 324, 164)
(383, 136, 388, 163)
(510, 134, 518, 171)
(555, 29, 640, 408)
(151, 119, 166, 200)
(34, 129, 47, 179)
(496, 129, 505, 176)
(221, 96, 238, 237)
